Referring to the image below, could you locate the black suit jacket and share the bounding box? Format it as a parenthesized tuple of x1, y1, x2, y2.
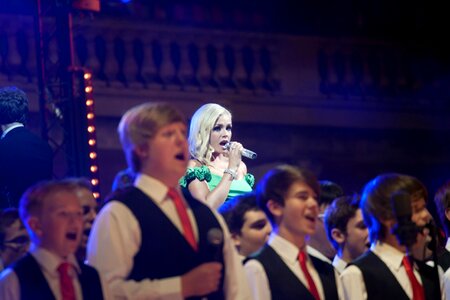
(0, 127, 53, 208)
(438, 248, 450, 272)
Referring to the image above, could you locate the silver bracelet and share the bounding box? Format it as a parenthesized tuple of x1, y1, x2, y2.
(223, 168, 237, 180)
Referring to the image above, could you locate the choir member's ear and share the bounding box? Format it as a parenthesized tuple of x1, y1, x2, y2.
(331, 228, 345, 245)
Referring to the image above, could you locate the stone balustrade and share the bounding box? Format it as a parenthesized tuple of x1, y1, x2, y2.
(0, 13, 449, 196)
(1, 14, 449, 124)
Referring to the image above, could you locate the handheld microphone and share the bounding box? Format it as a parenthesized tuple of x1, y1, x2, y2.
(390, 191, 419, 248)
(207, 228, 224, 262)
(204, 228, 224, 300)
(224, 142, 257, 159)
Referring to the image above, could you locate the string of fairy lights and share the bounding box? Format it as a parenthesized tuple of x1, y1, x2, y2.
(82, 71, 100, 199)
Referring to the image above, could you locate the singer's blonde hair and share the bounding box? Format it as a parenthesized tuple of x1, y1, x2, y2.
(188, 103, 231, 165)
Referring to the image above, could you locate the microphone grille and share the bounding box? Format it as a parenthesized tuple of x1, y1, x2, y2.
(207, 228, 223, 246)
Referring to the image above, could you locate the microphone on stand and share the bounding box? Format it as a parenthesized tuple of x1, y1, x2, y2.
(390, 191, 419, 248)
(421, 220, 436, 251)
(223, 142, 257, 159)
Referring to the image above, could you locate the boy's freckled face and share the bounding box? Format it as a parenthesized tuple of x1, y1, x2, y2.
(142, 122, 189, 183)
(38, 191, 83, 258)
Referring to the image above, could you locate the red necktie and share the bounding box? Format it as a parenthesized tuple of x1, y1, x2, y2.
(167, 187, 198, 251)
(402, 256, 425, 300)
(57, 262, 76, 300)
(298, 251, 320, 300)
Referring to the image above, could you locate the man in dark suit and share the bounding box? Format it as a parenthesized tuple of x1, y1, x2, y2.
(0, 86, 53, 209)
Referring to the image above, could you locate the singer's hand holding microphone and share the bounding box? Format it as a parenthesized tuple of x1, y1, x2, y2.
(223, 142, 257, 160)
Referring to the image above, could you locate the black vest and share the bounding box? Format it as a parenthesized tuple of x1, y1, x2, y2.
(351, 251, 441, 300)
(248, 245, 339, 300)
(12, 253, 103, 300)
(112, 186, 225, 300)
(437, 249, 450, 272)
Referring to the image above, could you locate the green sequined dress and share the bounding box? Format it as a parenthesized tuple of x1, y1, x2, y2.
(180, 165, 255, 202)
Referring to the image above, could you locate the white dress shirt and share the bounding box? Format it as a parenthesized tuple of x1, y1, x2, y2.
(87, 173, 251, 300)
(307, 245, 333, 264)
(0, 246, 110, 300)
(244, 234, 342, 300)
(332, 255, 348, 274)
(341, 241, 444, 300)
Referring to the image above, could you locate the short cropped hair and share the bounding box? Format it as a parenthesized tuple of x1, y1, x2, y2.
(0, 86, 28, 125)
(360, 173, 427, 243)
(0, 208, 21, 248)
(324, 195, 360, 250)
(256, 165, 320, 224)
(219, 192, 260, 235)
(434, 180, 450, 236)
(118, 102, 185, 172)
(19, 179, 83, 223)
(319, 180, 344, 206)
(188, 103, 231, 165)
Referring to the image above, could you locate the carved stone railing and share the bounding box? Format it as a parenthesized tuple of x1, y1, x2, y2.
(0, 13, 449, 128)
(70, 18, 280, 95)
(1, 13, 449, 195)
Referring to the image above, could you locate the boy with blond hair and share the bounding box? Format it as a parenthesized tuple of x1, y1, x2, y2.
(0, 180, 108, 299)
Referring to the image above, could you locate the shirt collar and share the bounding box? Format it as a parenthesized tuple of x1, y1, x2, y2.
(30, 245, 80, 276)
(307, 245, 333, 264)
(1, 123, 24, 139)
(446, 238, 450, 252)
(332, 255, 348, 274)
(135, 173, 175, 204)
(268, 233, 305, 264)
(371, 241, 405, 270)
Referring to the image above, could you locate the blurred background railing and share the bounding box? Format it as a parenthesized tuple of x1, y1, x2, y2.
(0, 5, 449, 197)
